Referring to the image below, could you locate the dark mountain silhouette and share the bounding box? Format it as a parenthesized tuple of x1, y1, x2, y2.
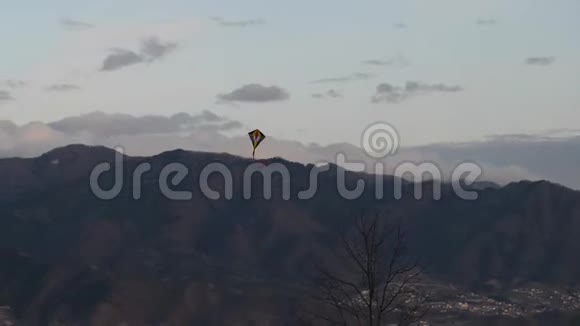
(1, 145, 579, 324)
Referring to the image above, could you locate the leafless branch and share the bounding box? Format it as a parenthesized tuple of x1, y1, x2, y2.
(309, 211, 429, 326)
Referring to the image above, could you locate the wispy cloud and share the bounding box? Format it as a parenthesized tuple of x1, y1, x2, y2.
(0, 90, 13, 102)
(100, 37, 178, 71)
(311, 72, 375, 84)
(0, 80, 27, 88)
(61, 18, 93, 30)
(362, 55, 410, 67)
(45, 84, 81, 92)
(217, 84, 289, 103)
(525, 57, 556, 66)
(199, 120, 244, 131)
(476, 18, 497, 26)
(211, 17, 266, 27)
(394, 23, 406, 29)
(312, 89, 342, 99)
(372, 81, 463, 103)
(140, 37, 178, 62)
(363, 60, 389, 66)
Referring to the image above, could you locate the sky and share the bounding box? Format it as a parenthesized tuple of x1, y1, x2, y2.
(1, 0, 580, 188)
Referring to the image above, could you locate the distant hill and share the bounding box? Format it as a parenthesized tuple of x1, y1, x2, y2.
(1, 145, 579, 324)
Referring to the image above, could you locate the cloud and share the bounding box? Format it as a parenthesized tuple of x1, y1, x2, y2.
(194, 110, 225, 123)
(0, 90, 13, 102)
(372, 83, 404, 103)
(363, 60, 390, 66)
(101, 49, 143, 71)
(372, 81, 463, 103)
(311, 72, 375, 84)
(394, 23, 406, 29)
(0, 111, 247, 158)
(0, 80, 27, 88)
(326, 90, 341, 98)
(45, 84, 81, 92)
(418, 134, 580, 190)
(362, 56, 410, 67)
(351, 72, 374, 80)
(217, 84, 289, 103)
(140, 37, 178, 61)
(61, 18, 93, 30)
(199, 120, 244, 131)
(312, 89, 342, 99)
(525, 57, 555, 66)
(100, 37, 178, 71)
(211, 17, 266, 27)
(476, 18, 497, 26)
(3, 113, 580, 190)
(47, 110, 240, 138)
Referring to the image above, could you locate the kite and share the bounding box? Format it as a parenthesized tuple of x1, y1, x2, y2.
(248, 129, 266, 160)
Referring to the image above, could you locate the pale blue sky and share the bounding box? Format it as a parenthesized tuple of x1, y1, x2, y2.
(1, 0, 579, 146)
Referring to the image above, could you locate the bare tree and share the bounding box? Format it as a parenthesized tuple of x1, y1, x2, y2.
(308, 212, 429, 326)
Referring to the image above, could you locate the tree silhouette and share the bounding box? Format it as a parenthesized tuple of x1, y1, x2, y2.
(308, 212, 429, 326)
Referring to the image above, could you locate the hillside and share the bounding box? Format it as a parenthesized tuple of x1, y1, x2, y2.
(1, 145, 579, 324)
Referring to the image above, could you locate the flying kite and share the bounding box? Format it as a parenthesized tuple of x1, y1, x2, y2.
(248, 129, 266, 160)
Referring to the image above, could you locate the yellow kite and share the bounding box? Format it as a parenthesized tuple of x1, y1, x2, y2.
(248, 129, 266, 160)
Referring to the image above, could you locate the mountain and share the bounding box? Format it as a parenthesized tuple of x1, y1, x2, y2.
(1, 145, 579, 324)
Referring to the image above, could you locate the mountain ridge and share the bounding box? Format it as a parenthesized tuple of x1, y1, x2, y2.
(1, 145, 579, 324)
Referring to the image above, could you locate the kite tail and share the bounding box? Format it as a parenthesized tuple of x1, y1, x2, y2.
(252, 148, 255, 160)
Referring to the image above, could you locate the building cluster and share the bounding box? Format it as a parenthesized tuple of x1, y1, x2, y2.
(426, 285, 580, 318)
(0, 307, 15, 326)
